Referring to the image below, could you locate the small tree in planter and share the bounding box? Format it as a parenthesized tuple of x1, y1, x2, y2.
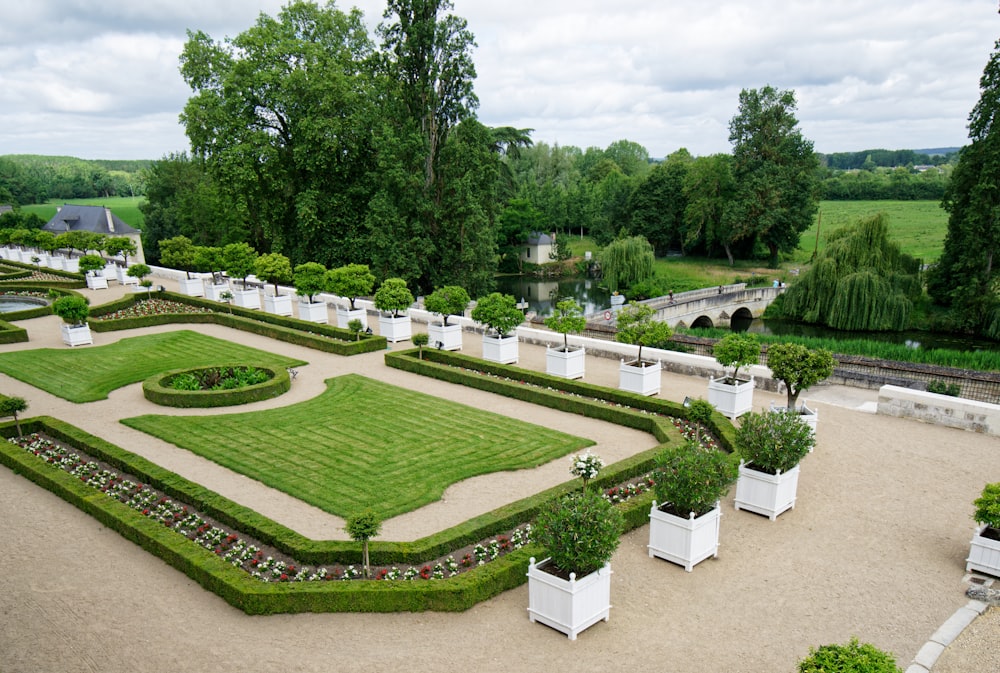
(104, 236, 137, 267)
(423, 285, 469, 351)
(529, 489, 623, 639)
(195, 246, 226, 285)
(374, 277, 414, 342)
(614, 301, 671, 395)
(328, 263, 375, 327)
(733, 410, 815, 520)
(648, 440, 739, 571)
(708, 332, 760, 418)
(255, 252, 293, 315)
(471, 292, 524, 364)
(222, 242, 257, 288)
(159, 236, 204, 295)
(767, 342, 835, 410)
(78, 254, 108, 289)
(798, 638, 902, 673)
(412, 331, 429, 358)
(0, 396, 28, 436)
(545, 298, 588, 379)
(52, 295, 92, 346)
(292, 262, 328, 322)
(345, 510, 382, 580)
(967, 481, 1000, 577)
(127, 263, 152, 295)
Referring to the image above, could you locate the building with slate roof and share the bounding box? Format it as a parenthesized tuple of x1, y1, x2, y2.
(42, 204, 145, 263)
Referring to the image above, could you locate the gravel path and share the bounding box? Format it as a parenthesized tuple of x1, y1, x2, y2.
(0, 279, 996, 673)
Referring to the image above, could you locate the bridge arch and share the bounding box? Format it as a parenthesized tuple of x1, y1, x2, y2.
(690, 315, 714, 329)
(732, 307, 753, 322)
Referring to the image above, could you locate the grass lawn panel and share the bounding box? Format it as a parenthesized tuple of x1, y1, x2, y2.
(121, 374, 594, 519)
(0, 330, 306, 403)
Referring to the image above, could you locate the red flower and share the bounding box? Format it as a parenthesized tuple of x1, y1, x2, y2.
(419, 565, 432, 579)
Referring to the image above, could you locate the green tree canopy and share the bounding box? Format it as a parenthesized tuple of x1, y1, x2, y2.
(254, 252, 293, 294)
(544, 298, 587, 350)
(222, 242, 258, 288)
(158, 236, 198, 278)
(293, 262, 327, 303)
(327, 263, 375, 310)
(373, 277, 414, 317)
(470, 292, 523, 337)
(767, 342, 835, 408)
(615, 301, 672, 363)
(423, 285, 470, 325)
(600, 235, 655, 294)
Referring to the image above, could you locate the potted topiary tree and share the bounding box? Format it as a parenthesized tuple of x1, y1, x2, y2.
(423, 285, 470, 351)
(528, 487, 623, 640)
(966, 481, 1000, 577)
(51, 295, 92, 346)
(707, 332, 760, 418)
(615, 301, 671, 396)
(544, 298, 588, 379)
(255, 252, 294, 316)
(798, 638, 902, 673)
(373, 277, 414, 342)
(647, 440, 739, 571)
(292, 262, 328, 323)
(471, 292, 524, 364)
(104, 236, 137, 283)
(327, 263, 375, 329)
(78, 254, 108, 290)
(222, 242, 259, 309)
(0, 395, 28, 436)
(766, 342, 835, 436)
(159, 236, 203, 296)
(126, 263, 152, 297)
(197, 246, 229, 301)
(733, 410, 815, 520)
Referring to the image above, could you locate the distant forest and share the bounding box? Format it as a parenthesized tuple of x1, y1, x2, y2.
(0, 154, 149, 205)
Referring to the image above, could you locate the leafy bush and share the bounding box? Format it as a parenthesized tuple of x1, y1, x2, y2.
(535, 490, 623, 576)
(735, 410, 814, 474)
(51, 294, 90, 325)
(615, 301, 672, 362)
(798, 638, 901, 673)
(974, 482, 1000, 529)
(653, 440, 738, 518)
(927, 379, 961, 397)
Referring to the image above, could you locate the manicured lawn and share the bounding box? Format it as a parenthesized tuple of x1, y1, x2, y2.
(0, 330, 306, 402)
(121, 374, 595, 519)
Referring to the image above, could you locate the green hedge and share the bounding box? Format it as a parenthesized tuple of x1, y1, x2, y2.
(0, 285, 78, 322)
(88, 291, 386, 356)
(0, 318, 28, 344)
(142, 366, 291, 408)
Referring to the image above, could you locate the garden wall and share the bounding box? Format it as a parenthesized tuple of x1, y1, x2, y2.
(876, 385, 1000, 437)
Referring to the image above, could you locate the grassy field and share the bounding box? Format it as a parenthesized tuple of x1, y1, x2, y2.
(0, 330, 305, 403)
(121, 374, 594, 519)
(22, 196, 145, 229)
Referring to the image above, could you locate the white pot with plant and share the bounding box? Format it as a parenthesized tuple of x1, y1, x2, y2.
(52, 295, 93, 347)
(374, 277, 413, 343)
(614, 301, 671, 396)
(471, 292, 524, 364)
(967, 482, 1000, 577)
(290, 262, 328, 323)
(328, 263, 374, 329)
(79, 254, 108, 290)
(159, 236, 206, 297)
(707, 332, 759, 419)
(423, 285, 469, 351)
(733, 410, 815, 521)
(528, 452, 623, 640)
(648, 420, 739, 572)
(255, 252, 294, 316)
(766, 342, 835, 437)
(221, 242, 259, 309)
(544, 298, 587, 379)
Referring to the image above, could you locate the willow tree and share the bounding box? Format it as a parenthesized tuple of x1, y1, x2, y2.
(781, 213, 921, 331)
(600, 235, 654, 293)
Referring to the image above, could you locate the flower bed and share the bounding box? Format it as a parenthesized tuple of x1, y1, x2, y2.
(93, 298, 214, 320)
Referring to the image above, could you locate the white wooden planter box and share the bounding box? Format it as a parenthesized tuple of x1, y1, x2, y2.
(85, 272, 108, 290)
(104, 263, 119, 280)
(770, 402, 818, 441)
(263, 293, 293, 316)
(117, 266, 137, 285)
(482, 333, 519, 364)
(47, 255, 65, 270)
(336, 306, 368, 330)
(734, 461, 800, 521)
(427, 322, 463, 351)
(298, 300, 328, 323)
(63, 257, 80, 273)
(204, 282, 229, 302)
(31, 253, 48, 267)
(966, 526, 1000, 577)
(60, 323, 93, 347)
(648, 502, 722, 572)
(707, 376, 755, 419)
(232, 288, 260, 310)
(546, 346, 585, 379)
(619, 360, 660, 396)
(527, 557, 612, 640)
(0, 247, 10, 260)
(177, 277, 204, 297)
(18, 250, 35, 263)
(379, 313, 411, 342)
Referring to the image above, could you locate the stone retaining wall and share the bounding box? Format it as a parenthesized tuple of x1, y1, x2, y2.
(877, 385, 1000, 436)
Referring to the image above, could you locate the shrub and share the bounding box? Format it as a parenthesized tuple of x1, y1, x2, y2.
(974, 482, 1000, 530)
(735, 410, 815, 474)
(653, 440, 738, 518)
(51, 295, 90, 325)
(927, 379, 961, 397)
(534, 490, 623, 576)
(798, 638, 901, 673)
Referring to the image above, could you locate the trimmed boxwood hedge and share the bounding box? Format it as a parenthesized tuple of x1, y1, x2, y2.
(0, 285, 78, 322)
(143, 365, 290, 408)
(0, 318, 28, 344)
(88, 291, 386, 356)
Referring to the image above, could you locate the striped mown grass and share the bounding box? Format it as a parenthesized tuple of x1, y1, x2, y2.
(0, 330, 306, 402)
(122, 374, 595, 519)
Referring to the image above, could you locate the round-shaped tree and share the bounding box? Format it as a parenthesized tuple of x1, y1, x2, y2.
(470, 292, 524, 337)
(254, 252, 293, 295)
(77, 254, 106, 275)
(293, 262, 327, 304)
(412, 331, 430, 357)
(104, 236, 137, 266)
(51, 295, 90, 326)
(535, 489, 623, 577)
(544, 298, 587, 351)
(373, 278, 414, 317)
(712, 332, 760, 382)
(327, 264, 375, 310)
(423, 285, 470, 326)
(767, 342, 835, 409)
(0, 396, 28, 436)
(345, 510, 382, 580)
(615, 301, 672, 363)
(159, 236, 198, 278)
(222, 242, 258, 289)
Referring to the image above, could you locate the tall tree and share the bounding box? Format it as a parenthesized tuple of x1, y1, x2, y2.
(683, 153, 737, 261)
(630, 149, 692, 255)
(927, 39, 1000, 338)
(726, 86, 820, 266)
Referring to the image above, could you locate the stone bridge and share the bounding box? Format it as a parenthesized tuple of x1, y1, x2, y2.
(586, 283, 785, 329)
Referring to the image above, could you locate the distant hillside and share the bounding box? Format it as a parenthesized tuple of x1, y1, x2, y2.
(913, 147, 961, 157)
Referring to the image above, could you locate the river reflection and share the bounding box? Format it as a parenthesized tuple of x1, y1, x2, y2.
(493, 276, 611, 316)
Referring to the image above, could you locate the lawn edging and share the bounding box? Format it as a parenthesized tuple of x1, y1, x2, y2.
(142, 365, 291, 408)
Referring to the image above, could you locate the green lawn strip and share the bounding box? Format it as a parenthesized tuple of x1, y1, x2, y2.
(121, 374, 594, 520)
(0, 330, 306, 402)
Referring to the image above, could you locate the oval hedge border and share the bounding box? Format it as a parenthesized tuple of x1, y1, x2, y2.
(143, 365, 290, 408)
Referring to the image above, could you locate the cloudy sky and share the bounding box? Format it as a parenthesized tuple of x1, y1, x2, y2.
(1, 1, 997, 161)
